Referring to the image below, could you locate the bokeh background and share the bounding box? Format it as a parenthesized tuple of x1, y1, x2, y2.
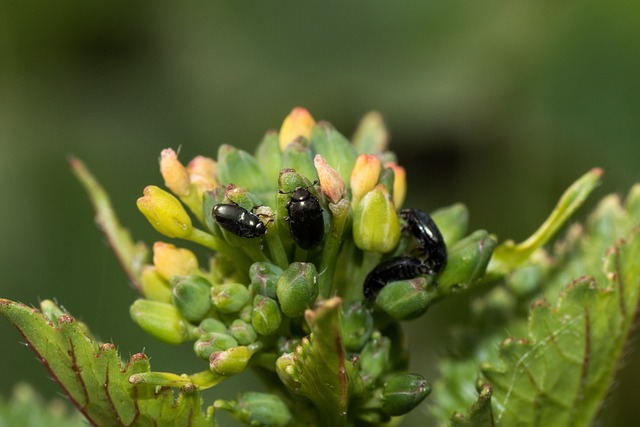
(1, 1, 639, 425)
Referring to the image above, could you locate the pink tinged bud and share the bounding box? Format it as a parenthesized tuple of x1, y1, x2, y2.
(384, 162, 407, 208)
(353, 187, 401, 253)
(187, 155, 218, 192)
(314, 154, 346, 204)
(279, 107, 316, 151)
(350, 154, 382, 204)
(136, 186, 192, 238)
(160, 148, 191, 197)
(152, 242, 199, 281)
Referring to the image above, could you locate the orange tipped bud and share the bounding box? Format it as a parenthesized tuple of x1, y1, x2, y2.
(187, 155, 218, 193)
(384, 162, 407, 208)
(350, 154, 381, 206)
(314, 154, 346, 203)
(160, 148, 190, 197)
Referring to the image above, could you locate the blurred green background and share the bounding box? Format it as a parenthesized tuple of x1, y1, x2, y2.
(1, 1, 639, 425)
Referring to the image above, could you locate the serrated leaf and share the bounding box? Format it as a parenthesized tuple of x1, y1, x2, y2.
(70, 157, 149, 292)
(0, 299, 215, 427)
(276, 297, 363, 426)
(433, 184, 640, 427)
(450, 384, 494, 427)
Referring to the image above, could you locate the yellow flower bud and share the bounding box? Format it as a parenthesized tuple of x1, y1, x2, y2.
(314, 154, 346, 204)
(350, 154, 381, 206)
(152, 242, 199, 281)
(187, 155, 218, 193)
(353, 186, 401, 253)
(160, 148, 191, 197)
(140, 265, 172, 303)
(384, 162, 407, 208)
(279, 107, 316, 151)
(136, 186, 193, 238)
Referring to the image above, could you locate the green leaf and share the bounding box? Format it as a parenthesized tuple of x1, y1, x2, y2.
(432, 184, 640, 426)
(276, 297, 363, 426)
(449, 384, 494, 427)
(0, 299, 215, 427)
(70, 157, 149, 292)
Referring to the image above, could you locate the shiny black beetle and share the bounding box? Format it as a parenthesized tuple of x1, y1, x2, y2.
(363, 256, 429, 300)
(212, 203, 267, 238)
(282, 183, 324, 250)
(400, 208, 447, 274)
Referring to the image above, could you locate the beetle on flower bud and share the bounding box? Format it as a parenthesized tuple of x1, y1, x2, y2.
(281, 182, 324, 250)
(213, 203, 268, 239)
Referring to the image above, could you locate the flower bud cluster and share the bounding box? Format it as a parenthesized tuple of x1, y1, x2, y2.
(129, 108, 496, 424)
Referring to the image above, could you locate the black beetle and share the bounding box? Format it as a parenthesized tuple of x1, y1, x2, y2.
(282, 183, 324, 250)
(400, 208, 447, 274)
(212, 203, 267, 238)
(363, 256, 429, 300)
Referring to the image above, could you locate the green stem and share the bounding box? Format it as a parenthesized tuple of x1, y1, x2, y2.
(265, 222, 290, 270)
(187, 228, 253, 274)
(319, 199, 350, 298)
(344, 250, 382, 303)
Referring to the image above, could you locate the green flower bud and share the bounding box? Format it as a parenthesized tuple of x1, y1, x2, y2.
(252, 295, 282, 336)
(430, 203, 469, 246)
(310, 122, 358, 185)
(276, 262, 319, 317)
(380, 373, 431, 416)
(217, 144, 269, 192)
(210, 345, 251, 375)
(193, 332, 238, 360)
(352, 111, 389, 155)
(211, 283, 251, 314)
(136, 185, 192, 238)
(342, 302, 374, 352)
(438, 230, 496, 292)
(275, 352, 302, 392)
(202, 187, 226, 236)
(375, 277, 433, 321)
(229, 319, 258, 345)
(353, 187, 401, 253)
(140, 266, 172, 303)
(130, 299, 193, 345)
(198, 317, 227, 334)
(282, 140, 317, 182)
(215, 392, 292, 427)
(359, 334, 391, 388)
(254, 131, 282, 189)
(249, 261, 283, 299)
(170, 275, 212, 322)
(40, 299, 65, 324)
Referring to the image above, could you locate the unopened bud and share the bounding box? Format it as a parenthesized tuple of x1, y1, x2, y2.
(137, 186, 192, 238)
(193, 332, 238, 360)
(171, 275, 212, 322)
(211, 283, 251, 314)
(359, 334, 391, 388)
(438, 230, 496, 292)
(310, 122, 358, 184)
(228, 319, 258, 345)
(314, 154, 346, 203)
(353, 187, 401, 253)
(130, 299, 192, 345)
(381, 373, 431, 416)
(140, 266, 172, 303)
(375, 277, 433, 320)
(342, 302, 374, 352)
(210, 345, 251, 375)
(352, 111, 389, 155)
(281, 140, 317, 182)
(198, 317, 227, 334)
(430, 203, 469, 246)
(276, 262, 319, 317)
(152, 242, 199, 281)
(252, 295, 282, 336)
(217, 144, 269, 192)
(279, 107, 316, 151)
(384, 162, 406, 208)
(187, 155, 218, 194)
(160, 148, 191, 197)
(350, 154, 382, 205)
(249, 262, 283, 299)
